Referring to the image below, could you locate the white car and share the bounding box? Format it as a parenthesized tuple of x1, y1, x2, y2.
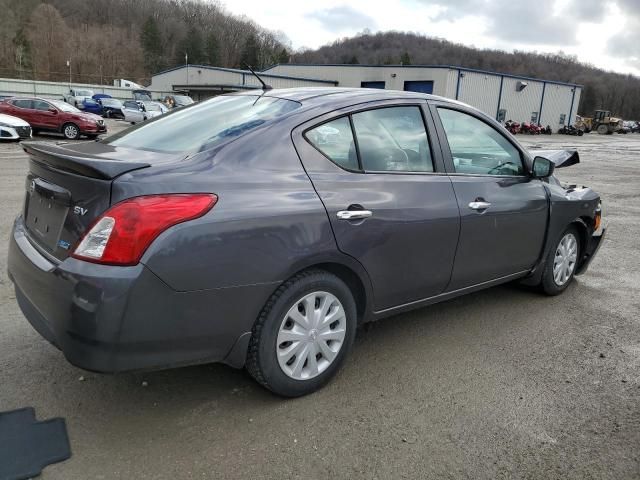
(63, 88, 95, 108)
(122, 100, 168, 124)
(0, 113, 32, 141)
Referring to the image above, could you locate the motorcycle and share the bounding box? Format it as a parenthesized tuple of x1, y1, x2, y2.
(505, 120, 520, 135)
(558, 124, 584, 136)
(520, 122, 541, 135)
(541, 125, 553, 135)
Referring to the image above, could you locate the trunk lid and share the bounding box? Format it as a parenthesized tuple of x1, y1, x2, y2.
(20, 141, 175, 261)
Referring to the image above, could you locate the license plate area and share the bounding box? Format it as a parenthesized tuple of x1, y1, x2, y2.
(24, 177, 70, 253)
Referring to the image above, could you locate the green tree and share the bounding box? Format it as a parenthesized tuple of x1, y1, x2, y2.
(239, 33, 259, 68)
(141, 16, 163, 73)
(277, 47, 289, 64)
(205, 33, 219, 65)
(175, 27, 204, 66)
(346, 55, 359, 64)
(400, 51, 411, 65)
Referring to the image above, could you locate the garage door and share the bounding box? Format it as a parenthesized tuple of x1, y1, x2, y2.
(361, 81, 385, 89)
(404, 81, 434, 94)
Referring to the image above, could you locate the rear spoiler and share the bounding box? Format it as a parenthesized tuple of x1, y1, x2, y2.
(22, 142, 150, 180)
(529, 149, 580, 169)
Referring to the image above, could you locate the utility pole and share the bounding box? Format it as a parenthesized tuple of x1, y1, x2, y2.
(185, 53, 189, 86)
(67, 59, 71, 88)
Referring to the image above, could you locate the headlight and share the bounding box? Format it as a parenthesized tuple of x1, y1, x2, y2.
(594, 201, 602, 231)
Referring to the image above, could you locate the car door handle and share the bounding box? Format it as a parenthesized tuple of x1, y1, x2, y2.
(468, 201, 491, 211)
(337, 210, 373, 220)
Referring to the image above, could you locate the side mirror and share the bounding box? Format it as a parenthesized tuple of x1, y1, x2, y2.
(48, 108, 57, 114)
(532, 156, 555, 178)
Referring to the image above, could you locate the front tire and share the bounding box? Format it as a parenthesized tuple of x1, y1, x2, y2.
(246, 270, 357, 397)
(540, 226, 580, 295)
(62, 123, 80, 140)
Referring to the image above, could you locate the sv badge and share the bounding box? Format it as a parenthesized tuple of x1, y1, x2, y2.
(73, 206, 88, 216)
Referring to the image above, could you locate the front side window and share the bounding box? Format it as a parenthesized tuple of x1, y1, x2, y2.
(306, 117, 358, 171)
(437, 108, 524, 176)
(32, 100, 52, 111)
(351, 106, 433, 172)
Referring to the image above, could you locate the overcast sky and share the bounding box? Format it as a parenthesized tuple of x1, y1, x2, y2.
(222, 0, 640, 76)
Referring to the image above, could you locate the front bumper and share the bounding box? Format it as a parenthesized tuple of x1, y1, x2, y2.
(0, 125, 31, 140)
(7, 216, 273, 372)
(575, 227, 606, 275)
(81, 123, 107, 134)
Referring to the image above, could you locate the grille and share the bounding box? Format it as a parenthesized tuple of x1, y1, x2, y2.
(15, 126, 31, 138)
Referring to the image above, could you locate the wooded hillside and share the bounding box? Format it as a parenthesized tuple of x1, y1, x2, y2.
(0, 0, 289, 86)
(294, 31, 640, 119)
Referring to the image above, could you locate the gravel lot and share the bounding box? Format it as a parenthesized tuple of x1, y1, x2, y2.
(0, 123, 638, 479)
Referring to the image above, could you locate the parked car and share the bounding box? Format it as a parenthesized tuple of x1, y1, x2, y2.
(81, 98, 103, 115)
(162, 94, 194, 108)
(132, 89, 153, 101)
(7, 88, 605, 397)
(97, 97, 125, 119)
(122, 100, 167, 124)
(0, 97, 106, 139)
(62, 88, 95, 108)
(0, 113, 32, 141)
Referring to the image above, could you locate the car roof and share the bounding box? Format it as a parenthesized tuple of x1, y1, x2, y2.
(231, 87, 446, 105)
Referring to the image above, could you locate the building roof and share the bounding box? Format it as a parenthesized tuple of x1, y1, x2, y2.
(261, 63, 583, 88)
(152, 64, 338, 85)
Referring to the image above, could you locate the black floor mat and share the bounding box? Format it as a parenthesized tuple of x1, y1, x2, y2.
(0, 408, 71, 480)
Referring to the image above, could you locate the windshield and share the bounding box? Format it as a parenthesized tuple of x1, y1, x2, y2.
(50, 100, 80, 113)
(105, 95, 301, 153)
(75, 90, 93, 97)
(101, 99, 122, 107)
(173, 95, 194, 105)
(144, 102, 163, 112)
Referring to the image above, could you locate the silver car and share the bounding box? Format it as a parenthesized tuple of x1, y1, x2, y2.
(122, 100, 168, 124)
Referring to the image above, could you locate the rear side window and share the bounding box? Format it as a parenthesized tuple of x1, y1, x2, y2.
(12, 99, 32, 109)
(352, 107, 433, 172)
(106, 95, 301, 153)
(305, 117, 358, 170)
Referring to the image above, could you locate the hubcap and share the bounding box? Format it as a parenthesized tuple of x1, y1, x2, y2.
(65, 125, 77, 138)
(553, 233, 578, 286)
(276, 291, 346, 381)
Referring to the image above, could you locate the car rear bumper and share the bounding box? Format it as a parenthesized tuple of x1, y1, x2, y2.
(576, 227, 606, 275)
(8, 216, 274, 373)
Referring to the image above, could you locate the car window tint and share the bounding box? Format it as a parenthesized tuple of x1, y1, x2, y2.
(124, 101, 138, 109)
(32, 100, 51, 111)
(106, 95, 301, 154)
(12, 99, 32, 109)
(305, 117, 358, 171)
(351, 106, 433, 172)
(437, 108, 524, 176)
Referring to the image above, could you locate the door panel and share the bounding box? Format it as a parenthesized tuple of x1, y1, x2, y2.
(431, 103, 549, 290)
(447, 176, 547, 289)
(293, 102, 460, 311)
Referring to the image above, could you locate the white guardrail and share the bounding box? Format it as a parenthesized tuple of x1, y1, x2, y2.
(0, 77, 174, 101)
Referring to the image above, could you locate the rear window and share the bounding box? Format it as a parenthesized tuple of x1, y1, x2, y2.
(105, 95, 301, 153)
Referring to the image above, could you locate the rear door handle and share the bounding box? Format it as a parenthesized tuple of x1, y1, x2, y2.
(337, 210, 373, 220)
(468, 201, 491, 211)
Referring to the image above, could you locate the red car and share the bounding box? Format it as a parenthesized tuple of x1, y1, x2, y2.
(0, 97, 106, 140)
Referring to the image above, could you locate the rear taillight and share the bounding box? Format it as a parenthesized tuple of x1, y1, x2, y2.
(72, 194, 217, 266)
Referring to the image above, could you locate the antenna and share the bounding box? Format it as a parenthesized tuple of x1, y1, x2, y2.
(244, 64, 272, 91)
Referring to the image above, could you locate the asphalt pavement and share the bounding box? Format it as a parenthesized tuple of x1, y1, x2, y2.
(0, 124, 638, 479)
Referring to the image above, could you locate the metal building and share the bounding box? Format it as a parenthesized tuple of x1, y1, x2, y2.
(148, 65, 337, 100)
(262, 64, 582, 129)
(148, 63, 581, 129)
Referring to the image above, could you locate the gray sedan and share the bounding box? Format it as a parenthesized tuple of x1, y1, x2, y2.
(7, 88, 605, 396)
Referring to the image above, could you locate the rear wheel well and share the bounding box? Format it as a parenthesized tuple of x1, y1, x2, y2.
(296, 263, 367, 323)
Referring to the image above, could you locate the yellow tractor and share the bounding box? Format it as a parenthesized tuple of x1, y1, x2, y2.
(592, 110, 623, 134)
(575, 115, 592, 133)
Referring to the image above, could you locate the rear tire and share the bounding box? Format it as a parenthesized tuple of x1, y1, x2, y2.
(246, 270, 357, 397)
(62, 123, 80, 140)
(540, 226, 581, 296)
